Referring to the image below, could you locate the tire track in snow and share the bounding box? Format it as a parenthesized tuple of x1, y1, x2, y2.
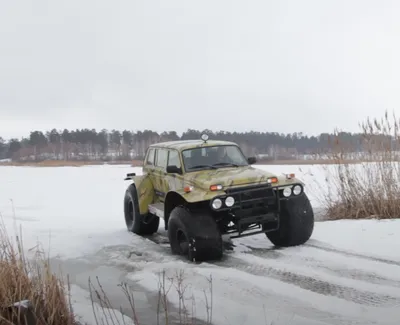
(99, 232, 400, 308)
(143, 232, 400, 291)
(304, 240, 400, 266)
(87, 232, 400, 324)
(212, 255, 400, 308)
(242, 246, 400, 288)
(193, 269, 380, 325)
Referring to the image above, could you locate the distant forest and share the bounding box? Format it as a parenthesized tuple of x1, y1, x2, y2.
(0, 128, 367, 162)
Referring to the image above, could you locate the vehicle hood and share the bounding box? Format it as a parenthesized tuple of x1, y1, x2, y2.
(185, 166, 276, 190)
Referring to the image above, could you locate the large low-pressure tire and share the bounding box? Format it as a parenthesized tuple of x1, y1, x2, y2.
(167, 206, 223, 262)
(124, 184, 159, 235)
(266, 193, 314, 247)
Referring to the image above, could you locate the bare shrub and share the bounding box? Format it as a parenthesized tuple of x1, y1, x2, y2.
(318, 110, 400, 220)
(87, 269, 214, 325)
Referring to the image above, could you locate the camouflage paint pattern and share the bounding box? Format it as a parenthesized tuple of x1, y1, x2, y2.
(133, 139, 305, 209)
(183, 166, 276, 190)
(131, 174, 157, 214)
(141, 167, 303, 205)
(166, 166, 303, 202)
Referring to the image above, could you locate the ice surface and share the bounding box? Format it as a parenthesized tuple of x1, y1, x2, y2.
(1, 164, 400, 325)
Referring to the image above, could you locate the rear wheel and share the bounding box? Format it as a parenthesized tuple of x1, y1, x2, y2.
(168, 206, 223, 262)
(124, 184, 159, 235)
(266, 193, 314, 247)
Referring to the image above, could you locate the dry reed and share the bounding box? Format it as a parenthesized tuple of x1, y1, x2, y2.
(0, 219, 77, 325)
(318, 110, 400, 220)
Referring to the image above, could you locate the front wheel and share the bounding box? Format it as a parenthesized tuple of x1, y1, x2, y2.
(266, 193, 314, 247)
(167, 206, 223, 262)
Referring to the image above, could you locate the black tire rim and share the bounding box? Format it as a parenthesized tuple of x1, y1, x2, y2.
(176, 230, 189, 255)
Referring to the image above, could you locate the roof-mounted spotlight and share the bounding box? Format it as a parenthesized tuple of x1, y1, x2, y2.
(201, 133, 209, 142)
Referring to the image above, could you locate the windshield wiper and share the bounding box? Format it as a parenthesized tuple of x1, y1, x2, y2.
(212, 162, 239, 167)
(190, 164, 218, 170)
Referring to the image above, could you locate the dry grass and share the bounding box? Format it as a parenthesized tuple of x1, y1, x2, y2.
(318, 110, 400, 220)
(0, 221, 77, 325)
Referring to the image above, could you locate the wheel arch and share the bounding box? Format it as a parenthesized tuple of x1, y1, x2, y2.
(131, 174, 156, 215)
(164, 191, 187, 230)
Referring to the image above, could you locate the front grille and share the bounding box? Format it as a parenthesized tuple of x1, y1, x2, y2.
(225, 184, 276, 207)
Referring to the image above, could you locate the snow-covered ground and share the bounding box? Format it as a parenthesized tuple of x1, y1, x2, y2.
(0, 164, 400, 325)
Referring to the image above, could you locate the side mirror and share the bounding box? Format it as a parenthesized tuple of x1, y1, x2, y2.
(166, 165, 182, 174)
(247, 156, 257, 164)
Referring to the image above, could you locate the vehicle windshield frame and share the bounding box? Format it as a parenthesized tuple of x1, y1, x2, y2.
(181, 144, 249, 173)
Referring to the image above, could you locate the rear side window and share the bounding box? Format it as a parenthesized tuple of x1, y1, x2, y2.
(155, 149, 168, 168)
(146, 149, 155, 165)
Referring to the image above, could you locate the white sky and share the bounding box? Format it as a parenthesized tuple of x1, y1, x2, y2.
(1, 0, 400, 140)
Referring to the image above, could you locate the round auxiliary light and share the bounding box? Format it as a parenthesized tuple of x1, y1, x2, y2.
(293, 185, 302, 195)
(201, 133, 209, 141)
(283, 187, 292, 197)
(212, 198, 222, 209)
(225, 196, 235, 207)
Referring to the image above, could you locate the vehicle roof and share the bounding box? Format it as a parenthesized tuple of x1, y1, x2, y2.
(149, 139, 238, 151)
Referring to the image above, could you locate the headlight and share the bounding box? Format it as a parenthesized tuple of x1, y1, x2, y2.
(225, 196, 235, 207)
(293, 185, 302, 195)
(283, 187, 292, 197)
(212, 198, 222, 209)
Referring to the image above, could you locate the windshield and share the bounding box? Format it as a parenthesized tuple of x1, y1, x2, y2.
(181, 145, 249, 172)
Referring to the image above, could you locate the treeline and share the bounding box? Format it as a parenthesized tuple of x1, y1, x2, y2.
(0, 128, 365, 162)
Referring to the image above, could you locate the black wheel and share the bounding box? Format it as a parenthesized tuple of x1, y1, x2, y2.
(167, 206, 223, 262)
(124, 184, 159, 235)
(266, 193, 314, 247)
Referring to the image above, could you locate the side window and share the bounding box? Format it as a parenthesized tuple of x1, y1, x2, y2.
(146, 148, 155, 166)
(168, 150, 181, 168)
(155, 149, 168, 168)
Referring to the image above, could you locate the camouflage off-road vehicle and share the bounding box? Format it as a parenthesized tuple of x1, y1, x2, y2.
(123, 134, 314, 262)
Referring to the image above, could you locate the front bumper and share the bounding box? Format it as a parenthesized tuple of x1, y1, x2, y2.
(209, 182, 305, 238)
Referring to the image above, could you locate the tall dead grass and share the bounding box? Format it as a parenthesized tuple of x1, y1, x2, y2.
(319, 110, 400, 220)
(0, 221, 77, 325)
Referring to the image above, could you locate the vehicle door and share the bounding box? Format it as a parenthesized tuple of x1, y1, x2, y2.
(165, 149, 184, 191)
(152, 148, 169, 202)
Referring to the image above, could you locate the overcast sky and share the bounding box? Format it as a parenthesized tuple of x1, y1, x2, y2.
(1, 0, 400, 139)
